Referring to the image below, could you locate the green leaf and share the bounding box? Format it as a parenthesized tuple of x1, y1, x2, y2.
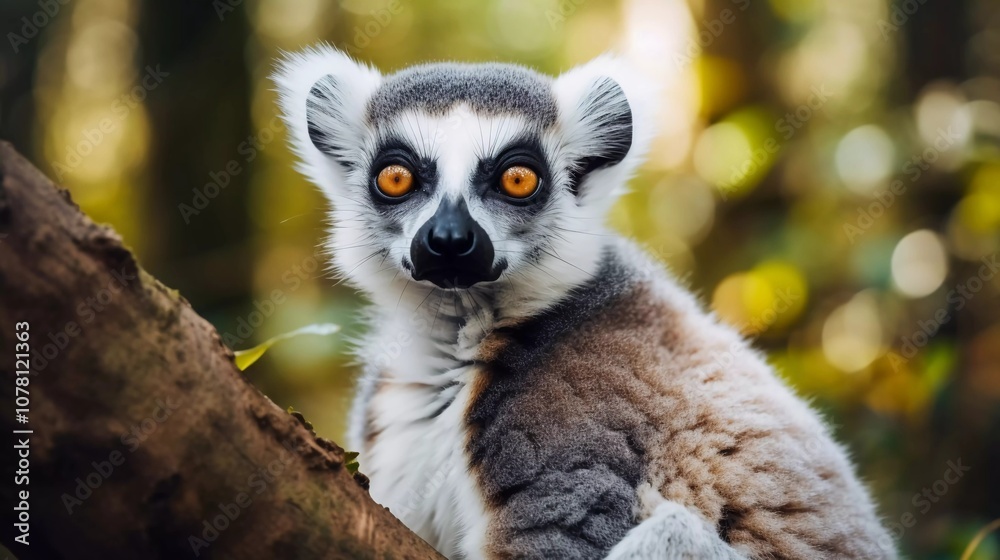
(233, 323, 340, 371)
(345, 451, 361, 474)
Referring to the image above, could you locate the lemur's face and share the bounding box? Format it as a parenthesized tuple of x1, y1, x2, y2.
(276, 47, 651, 301)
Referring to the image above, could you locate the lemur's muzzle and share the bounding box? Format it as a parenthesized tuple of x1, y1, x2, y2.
(410, 198, 499, 289)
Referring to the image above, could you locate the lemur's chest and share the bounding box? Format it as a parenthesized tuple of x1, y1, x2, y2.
(365, 375, 482, 558)
(355, 268, 654, 559)
(358, 300, 494, 559)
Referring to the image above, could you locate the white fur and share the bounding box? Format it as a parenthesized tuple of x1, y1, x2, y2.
(549, 55, 658, 216)
(353, 296, 494, 558)
(272, 44, 382, 200)
(605, 496, 747, 560)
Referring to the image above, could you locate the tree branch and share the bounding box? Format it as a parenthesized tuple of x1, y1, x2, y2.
(0, 142, 443, 560)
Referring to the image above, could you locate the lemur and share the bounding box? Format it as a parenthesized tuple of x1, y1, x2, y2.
(274, 45, 897, 560)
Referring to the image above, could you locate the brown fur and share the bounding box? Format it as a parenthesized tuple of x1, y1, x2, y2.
(470, 278, 893, 559)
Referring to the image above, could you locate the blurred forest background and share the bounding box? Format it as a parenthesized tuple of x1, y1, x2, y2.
(1, 0, 999, 557)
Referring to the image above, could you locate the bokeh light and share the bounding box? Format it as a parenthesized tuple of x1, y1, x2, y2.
(891, 229, 949, 298)
(822, 290, 884, 372)
(711, 260, 808, 336)
(836, 124, 895, 195)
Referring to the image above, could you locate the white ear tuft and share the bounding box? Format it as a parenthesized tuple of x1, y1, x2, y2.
(552, 54, 658, 208)
(272, 44, 382, 199)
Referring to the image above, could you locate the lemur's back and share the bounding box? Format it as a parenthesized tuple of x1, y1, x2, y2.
(274, 46, 897, 559)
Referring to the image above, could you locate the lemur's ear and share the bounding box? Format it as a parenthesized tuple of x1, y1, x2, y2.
(552, 55, 656, 203)
(273, 45, 381, 195)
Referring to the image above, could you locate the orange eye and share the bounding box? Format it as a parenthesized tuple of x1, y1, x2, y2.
(376, 164, 415, 197)
(499, 166, 538, 198)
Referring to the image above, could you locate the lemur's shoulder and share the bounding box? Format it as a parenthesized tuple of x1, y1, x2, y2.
(467, 240, 894, 559)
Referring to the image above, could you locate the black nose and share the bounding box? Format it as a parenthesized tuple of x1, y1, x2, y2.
(411, 198, 500, 289)
(427, 220, 476, 257)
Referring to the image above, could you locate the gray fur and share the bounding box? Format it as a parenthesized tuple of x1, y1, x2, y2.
(306, 74, 358, 167)
(468, 252, 646, 559)
(567, 78, 634, 192)
(367, 63, 558, 126)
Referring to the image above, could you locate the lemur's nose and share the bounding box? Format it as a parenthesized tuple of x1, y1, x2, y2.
(410, 198, 501, 289)
(427, 220, 476, 257)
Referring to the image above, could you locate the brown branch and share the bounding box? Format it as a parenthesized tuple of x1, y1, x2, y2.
(0, 142, 443, 560)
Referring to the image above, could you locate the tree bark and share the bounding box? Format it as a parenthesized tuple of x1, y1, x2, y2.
(0, 142, 443, 560)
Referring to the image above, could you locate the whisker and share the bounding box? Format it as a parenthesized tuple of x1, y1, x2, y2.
(331, 249, 385, 287)
(395, 277, 409, 313)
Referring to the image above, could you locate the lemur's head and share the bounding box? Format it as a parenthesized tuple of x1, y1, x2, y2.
(275, 46, 654, 307)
